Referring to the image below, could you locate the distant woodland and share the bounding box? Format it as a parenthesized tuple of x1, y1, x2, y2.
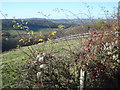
(2, 18, 73, 31)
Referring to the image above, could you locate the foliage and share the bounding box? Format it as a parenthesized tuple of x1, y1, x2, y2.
(1, 5, 119, 89)
(2, 19, 72, 31)
(17, 29, 119, 88)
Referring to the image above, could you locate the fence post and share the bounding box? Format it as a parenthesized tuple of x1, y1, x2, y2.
(80, 68, 87, 90)
(83, 71, 87, 90)
(80, 69, 84, 90)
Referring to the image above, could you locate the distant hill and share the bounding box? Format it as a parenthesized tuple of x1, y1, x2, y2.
(1, 18, 58, 31)
(25, 18, 47, 20)
(50, 19, 106, 24)
(1, 18, 73, 31)
(2, 18, 108, 31)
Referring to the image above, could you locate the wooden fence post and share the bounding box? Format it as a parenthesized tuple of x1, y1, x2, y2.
(83, 71, 87, 90)
(80, 69, 87, 90)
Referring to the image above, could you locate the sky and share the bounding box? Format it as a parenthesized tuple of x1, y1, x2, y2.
(0, 0, 119, 19)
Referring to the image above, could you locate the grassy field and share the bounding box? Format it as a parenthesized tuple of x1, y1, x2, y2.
(1, 28, 119, 88)
(3, 28, 58, 36)
(1, 37, 85, 88)
(1, 47, 31, 88)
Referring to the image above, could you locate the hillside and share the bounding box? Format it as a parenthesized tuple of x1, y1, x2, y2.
(2, 18, 109, 31)
(1, 18, 73, 31)
(1, 28, 119, 88)
(1, 16, 119, 89)
(2, 18, 115, 52)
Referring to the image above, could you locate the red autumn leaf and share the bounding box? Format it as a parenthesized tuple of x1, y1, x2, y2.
(87, 43, 90, 47)
(86, 48, 91, 52)
(90, 39, 93, 43)
(91, 56, 95, 59)
(99, 35, 103, 39)
(98, 42, 102, 45)
(91, 32, 97, 35)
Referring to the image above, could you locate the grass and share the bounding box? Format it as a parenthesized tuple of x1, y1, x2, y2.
(1, 28, 119, 88)
(1, 35, 91, 67)
(37, 28, 58, 34)
(3, 30, 27, 36)
(1, 37, 85, 88)
(1, 47, 32, 88)
(3, 28, 58, 36)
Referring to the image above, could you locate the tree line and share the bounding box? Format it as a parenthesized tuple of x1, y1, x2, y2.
(2, 18, 72, 31)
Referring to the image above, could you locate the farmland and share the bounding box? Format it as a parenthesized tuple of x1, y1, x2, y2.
(1, 1, 120, 89)
(1, 16, 120, 89)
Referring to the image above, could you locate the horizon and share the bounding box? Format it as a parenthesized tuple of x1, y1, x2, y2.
(0, 2, 118, 19)
(0, 17, 114, 20)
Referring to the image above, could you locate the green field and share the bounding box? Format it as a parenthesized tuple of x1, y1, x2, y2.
(1, 37, 85, 88)
(3, 28, 58, 36)
(1, 30, 119, 88)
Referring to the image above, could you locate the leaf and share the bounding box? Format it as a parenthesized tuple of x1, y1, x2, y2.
(38, 39, 43, 41)
(5, 38, 9, 40)
(19, 39, 23, 42)
(58, 24, 65, 29)
(38, 43, 44, 45)
(25, 22, 28, 25)
(23, 26, 29, 29)
(51, 31, 57, 35)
